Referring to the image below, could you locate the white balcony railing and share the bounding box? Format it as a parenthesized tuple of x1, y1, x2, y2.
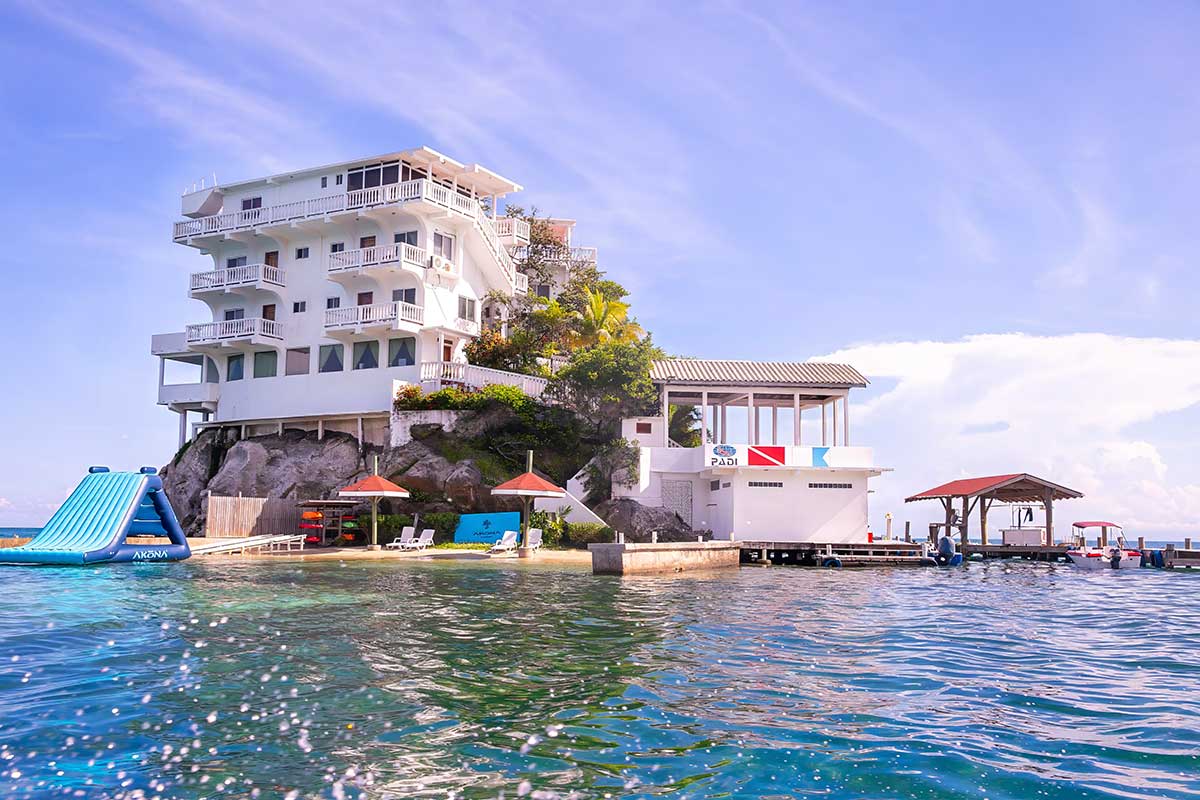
(453, 317, 481, 336)
(327, 243, 428, 275)
(494, 217, 531, 241)
(420, 361, 548, 397)
(159, 382, 220, 407)
(174, 178, 520, 291)
(511, 245, 597, 263)
(186, 317, 282, 344)
(190, 263, 285, 292)
(323, 301, 424, 330)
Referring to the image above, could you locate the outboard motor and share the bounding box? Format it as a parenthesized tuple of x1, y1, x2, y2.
(1110, 550, 1122, 569)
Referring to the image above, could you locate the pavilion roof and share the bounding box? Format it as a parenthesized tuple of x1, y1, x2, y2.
(650, 359, 868, 389)
(491, 472, 566, 498)
(905, 473, 1083, 504)
(338, 475, 410, 498)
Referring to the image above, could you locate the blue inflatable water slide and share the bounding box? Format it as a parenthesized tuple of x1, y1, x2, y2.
(0, 467, 190, 566)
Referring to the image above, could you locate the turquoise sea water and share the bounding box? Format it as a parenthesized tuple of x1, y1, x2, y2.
(0, 528, 40, 538)
(0, 560, 1196, 799)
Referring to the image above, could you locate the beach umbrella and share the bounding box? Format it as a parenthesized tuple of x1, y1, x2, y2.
(490, 451, 566, 547)
(338, 458, 410, 548)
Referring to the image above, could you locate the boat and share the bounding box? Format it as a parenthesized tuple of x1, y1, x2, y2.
(1065, 521, 1142, 570)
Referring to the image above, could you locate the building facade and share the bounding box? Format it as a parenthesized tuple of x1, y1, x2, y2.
(153, 146, 581, 446)
(613, 359, 884, 543)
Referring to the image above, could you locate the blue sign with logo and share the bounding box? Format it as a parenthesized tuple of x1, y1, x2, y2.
(454, 512, 521, 544)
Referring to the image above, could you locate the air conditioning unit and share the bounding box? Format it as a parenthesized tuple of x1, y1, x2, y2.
(428, 255, 455, 275)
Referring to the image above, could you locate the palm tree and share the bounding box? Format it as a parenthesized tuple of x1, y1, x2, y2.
(668, 405, 702, 447)
(570, 288, 644, 348)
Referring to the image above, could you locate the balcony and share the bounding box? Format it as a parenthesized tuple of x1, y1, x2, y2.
(185, 317, 283, 348)
(190, 263, 285, 295)
(158, 381, 220, 410)
(324, 301, 424, 335)
(511, 245, 597, 263)
(172, 177, 520, 292)
(494, 217, 530, 244)
(451, 317, 481, 337)
(327, 243, 428, 279)
(420, 361, 548, 397)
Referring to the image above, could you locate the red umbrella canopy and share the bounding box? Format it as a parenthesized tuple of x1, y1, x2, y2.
(338, 475, 410, 498)
(491, 472, 566, 498)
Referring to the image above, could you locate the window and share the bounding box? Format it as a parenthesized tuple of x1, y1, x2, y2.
(635, 422, 652, 435)
(292, 301, 307, 314)
(241, 197, 262, 211)
(457, 296, 476, 320)
(261, 304, 276, 321)
(710, 480, 721, 492)
(264, 251, 279, 268)
(204, 357, 219, 384)
(359, 235, 376, 249)
(226, 256, 247, 269)
(808, 482, 853, 490)
(326, 297, 341, 310)
(357, 291, 373, 306)
(295, 247, 309, 259)
(749, 481, 784, 488)
(335, 174, 343, 186)
(392, 287, 416, 305)
(320, 176, 328, 189)
(330, 242, 345, 253)
(364, 165, 381, 188)
(381, 163, 399, 185)
(318, 344, 344, 373)
(394, 230, 417, 246)
(224, 308, 245, 321)
(433, 232, 454, 259)
(348, 162, 400, 192)
(227, 353, 244, 381)
(388, 337, 416, 367)
(253, 350, 277, 378)
(353, 341, 379, 370)
(536, 284, 552, 299)
(285, 347, 310, 376)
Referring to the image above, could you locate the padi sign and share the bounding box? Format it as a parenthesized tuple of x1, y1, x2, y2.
(708, 444, 740, 466)
(706, 445, 792, 468)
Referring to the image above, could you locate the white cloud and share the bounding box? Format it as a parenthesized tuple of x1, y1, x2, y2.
(821, 333, 1200, 536)
(0, 498, 12, 511)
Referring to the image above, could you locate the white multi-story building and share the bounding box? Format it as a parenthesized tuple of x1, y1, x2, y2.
(517, 218, 599, 300)
(612, 359, 885, 543)
(153, 146, 551, 447)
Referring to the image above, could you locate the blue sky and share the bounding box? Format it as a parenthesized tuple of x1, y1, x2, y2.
(2, 1, 1198, 536)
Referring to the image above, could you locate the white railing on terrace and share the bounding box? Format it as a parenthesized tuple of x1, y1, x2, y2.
(327, 243, 427, 274)
(190, 263, 284, 292)
(186, 317, 282, 344)
(494, 218, 531, 241)
(173, 178, 518, 289)
(420, 361, 548, 397)
(323, 301, 424, 329)
(453, 317, 481, 336)
(512, 245, 598, 263)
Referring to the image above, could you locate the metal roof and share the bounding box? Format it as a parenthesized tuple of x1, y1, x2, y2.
(650, 359, 868, 388)
(905, 474, 1084, 504)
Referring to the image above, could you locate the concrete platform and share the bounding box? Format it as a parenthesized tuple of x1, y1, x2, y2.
(589, 541, 741, 575)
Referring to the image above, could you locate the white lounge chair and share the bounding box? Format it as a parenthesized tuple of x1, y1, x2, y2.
(490, 530, 519, 554)
(384, 526, 415, 549)
(526, 528, 543, 552)
(401, 529, 435, 551)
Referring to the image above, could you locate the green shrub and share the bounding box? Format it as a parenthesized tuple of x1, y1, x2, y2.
(419, 512, 461, 544)
(564, 523, 613, 548)
(377, 514, 415, 545)
(529, 509, 566, 548)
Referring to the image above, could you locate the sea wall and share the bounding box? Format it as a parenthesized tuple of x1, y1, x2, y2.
(589, 541, 740, 575)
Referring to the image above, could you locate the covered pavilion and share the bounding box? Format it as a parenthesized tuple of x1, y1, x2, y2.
(905, 473, 1084, 546)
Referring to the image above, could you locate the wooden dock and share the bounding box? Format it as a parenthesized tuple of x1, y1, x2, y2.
(962, 543, 1071, 562)
(739, 540, 934, 568)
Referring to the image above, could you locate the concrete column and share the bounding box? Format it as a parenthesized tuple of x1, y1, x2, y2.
(720, 404, 727, 444)
(792, 393, 801, 445)
(701, 391, 709, 446)
(843, 396, 850, 446)
(771, 406, 778, 445)
(158, 357, 165, 389)
(832, 399, 839, 446)
(821, 401, 828, 446)
(747, 392, 755, 444)
(661, 387, 669, 422)
(177, 410, 187, 449)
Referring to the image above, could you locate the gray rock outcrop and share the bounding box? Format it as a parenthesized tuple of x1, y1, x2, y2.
(593, 498, 701, 543)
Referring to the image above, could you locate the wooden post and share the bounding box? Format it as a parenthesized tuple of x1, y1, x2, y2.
(1137, 536, 1146, 550)
(904, 520, 912, 543)
(1100, 526, 1109, 547)
(979, 498, 989, 546)
(960, 496, 969, 547)
(1186, 537, 1193, 551)
(1043, 489, 1055, 547)
(943, 498, 953, 545)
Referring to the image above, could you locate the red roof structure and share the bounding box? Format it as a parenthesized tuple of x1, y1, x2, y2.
(905, 474, 1081, 504)
(1072, 521, 1121, 529)
(491, 473, 566, 498)
(338, 475, 410, 498)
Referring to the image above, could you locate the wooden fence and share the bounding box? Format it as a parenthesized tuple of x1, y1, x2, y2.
(204, 495, 303, 538)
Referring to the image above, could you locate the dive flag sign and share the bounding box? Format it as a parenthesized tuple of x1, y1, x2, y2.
(707, 445, 790, 468)
(747, 446, 787, 466)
